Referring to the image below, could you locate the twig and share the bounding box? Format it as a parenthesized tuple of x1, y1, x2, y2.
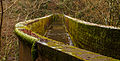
(87, 0, 109, 24)
(0, 0, 18, 13)
(25, 0, 50, 20)
(16, 13, 21, 22)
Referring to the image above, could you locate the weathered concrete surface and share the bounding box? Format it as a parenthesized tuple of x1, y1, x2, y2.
(45, 16, 69, 44)
(35, 38, 118, 61)
(64, 15, 120, 59)
(15, 14, 119, 61)
(19, 38, 32, 61)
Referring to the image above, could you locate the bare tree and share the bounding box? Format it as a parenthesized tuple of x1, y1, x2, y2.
(0, 0, 3, 47)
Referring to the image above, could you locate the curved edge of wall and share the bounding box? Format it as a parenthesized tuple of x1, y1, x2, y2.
(14, 14, 119, 61)
(64, 14, 120, 59)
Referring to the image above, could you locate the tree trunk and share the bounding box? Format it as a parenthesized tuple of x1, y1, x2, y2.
(0, 0, 3, 47)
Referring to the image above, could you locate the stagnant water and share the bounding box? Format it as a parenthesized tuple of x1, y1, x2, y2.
(44, 19, 73, 46)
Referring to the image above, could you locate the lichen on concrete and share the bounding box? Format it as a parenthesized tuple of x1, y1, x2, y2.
(15, 14, 119, 61)
(64, 15, 120, 59)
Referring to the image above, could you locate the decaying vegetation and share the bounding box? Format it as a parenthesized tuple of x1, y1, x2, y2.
(0, 0, 119, 61)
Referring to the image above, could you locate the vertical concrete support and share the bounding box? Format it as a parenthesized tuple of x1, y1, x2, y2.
(19, 38, 33, 61)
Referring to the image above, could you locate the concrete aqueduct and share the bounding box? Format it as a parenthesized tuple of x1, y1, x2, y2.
(15, 14, 120, 61)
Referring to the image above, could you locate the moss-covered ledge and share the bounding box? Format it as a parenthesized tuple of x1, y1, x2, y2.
(36, 36, 119, 61)
(15, 14, 119, 61)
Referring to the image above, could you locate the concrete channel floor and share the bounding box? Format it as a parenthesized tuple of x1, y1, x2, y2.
(45, 19, 72, 45)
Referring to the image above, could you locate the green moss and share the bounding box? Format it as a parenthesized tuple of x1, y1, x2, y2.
(63, 14, 120, 59)
(27, 15, 53, 36)
(31, 41, 38, 61)
(14, 28, 38, 44)
(15, 14, 119, 60)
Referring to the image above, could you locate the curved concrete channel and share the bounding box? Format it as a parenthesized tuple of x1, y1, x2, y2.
(15, 14, 120, 61)
(44, 16, 73, 45)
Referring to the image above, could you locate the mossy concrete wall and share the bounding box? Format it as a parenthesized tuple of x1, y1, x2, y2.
(64, 15, 120, 59)
(27, 15, 53, 35)
(15, 14, 119, 61)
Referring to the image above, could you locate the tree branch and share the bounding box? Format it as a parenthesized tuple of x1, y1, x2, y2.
(0, 0, 18, 13)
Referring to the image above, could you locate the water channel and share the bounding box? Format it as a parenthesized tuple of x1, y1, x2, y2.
(44, 18, 73, 46)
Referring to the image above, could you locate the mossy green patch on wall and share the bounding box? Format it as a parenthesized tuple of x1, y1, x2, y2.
(27, 15, 53, 36)
(64, 15, 120, 59)
(31, 41, 38, 61)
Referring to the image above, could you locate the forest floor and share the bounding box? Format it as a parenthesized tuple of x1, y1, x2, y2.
(0, 16, 19, 61)
(0, 1, 24, 61)
(0, 0, 113, 61)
